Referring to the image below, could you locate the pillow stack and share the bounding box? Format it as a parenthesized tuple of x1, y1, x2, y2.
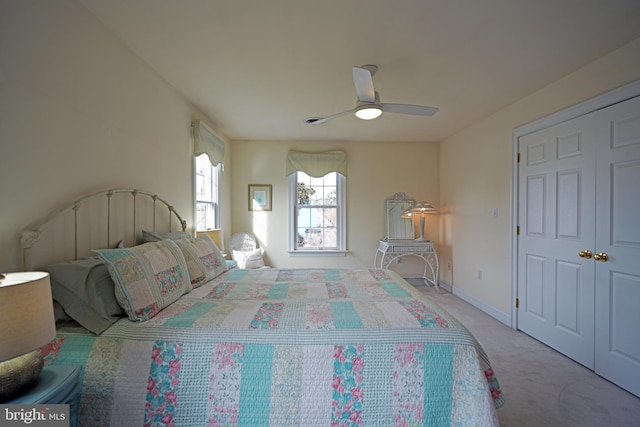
(92, 234, 228, 323)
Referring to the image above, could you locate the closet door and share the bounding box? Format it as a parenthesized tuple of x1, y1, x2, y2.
(517, 114, 597, 369)
(593, 96, 640, 397)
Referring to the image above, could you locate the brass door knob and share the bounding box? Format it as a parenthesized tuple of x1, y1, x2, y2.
(594, 252, 608, 262)
(579, 250, 593, 259)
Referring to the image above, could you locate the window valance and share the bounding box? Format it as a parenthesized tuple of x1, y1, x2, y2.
(285, 150, 348, 177)
(192, 119, 226, 166)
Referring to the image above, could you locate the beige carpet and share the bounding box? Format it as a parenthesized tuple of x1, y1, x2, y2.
(415, 284, 640, 427)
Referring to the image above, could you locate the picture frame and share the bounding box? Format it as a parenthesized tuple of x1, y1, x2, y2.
(248, 184, 272, 211)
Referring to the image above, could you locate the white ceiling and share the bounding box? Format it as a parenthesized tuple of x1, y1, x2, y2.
(79, 0, 640, 142)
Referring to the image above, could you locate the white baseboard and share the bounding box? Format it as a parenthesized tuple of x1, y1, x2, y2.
(437, 280, 512, 327)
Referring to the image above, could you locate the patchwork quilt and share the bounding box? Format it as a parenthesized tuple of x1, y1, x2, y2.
(43, 268, 503, 426)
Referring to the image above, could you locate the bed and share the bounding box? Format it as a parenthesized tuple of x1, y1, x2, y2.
(22, 189, 504, 426)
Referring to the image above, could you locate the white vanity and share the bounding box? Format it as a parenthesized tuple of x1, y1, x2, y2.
(375, 239, 439, 291)
(375, 192, 440, 291)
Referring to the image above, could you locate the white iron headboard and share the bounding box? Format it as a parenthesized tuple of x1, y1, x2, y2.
(21, 188, 188, 270)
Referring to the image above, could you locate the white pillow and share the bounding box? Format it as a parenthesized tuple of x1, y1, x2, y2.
(232, 248, 265, 269)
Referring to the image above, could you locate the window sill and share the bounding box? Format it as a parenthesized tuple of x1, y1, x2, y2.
(288, 250, 348, 257)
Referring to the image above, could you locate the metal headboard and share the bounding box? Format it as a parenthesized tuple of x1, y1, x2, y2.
(21, 188, 187, 270)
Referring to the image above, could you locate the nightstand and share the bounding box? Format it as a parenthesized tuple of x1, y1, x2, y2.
(4, 364, 82, 427)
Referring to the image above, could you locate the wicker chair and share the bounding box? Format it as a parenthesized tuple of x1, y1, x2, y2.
(228, 232, 267, 268)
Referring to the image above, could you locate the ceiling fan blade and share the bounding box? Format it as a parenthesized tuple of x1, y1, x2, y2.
(382, 103, 439, 116)
(305, 108, 355, 125)
(352, 66, 376, 103)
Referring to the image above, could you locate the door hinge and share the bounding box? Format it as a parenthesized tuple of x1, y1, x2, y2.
(517, 153, 521, 163)
(516, 226, 520, 235)
(516, 298, 519, 309)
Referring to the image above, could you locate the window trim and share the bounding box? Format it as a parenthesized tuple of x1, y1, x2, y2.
(288, 172, 347, 256)
(193, 154, 220, 231)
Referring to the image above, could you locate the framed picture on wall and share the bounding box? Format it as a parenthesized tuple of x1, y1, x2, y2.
(248, 184, 272, 211)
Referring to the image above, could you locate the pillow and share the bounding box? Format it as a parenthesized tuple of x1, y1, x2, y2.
(142, 229, 192, 243)
(53, 301, 72, 323)
(42, 257, 125, 334)
(174, 234, 229, 288)
(95, 240, 191, 321)
(232, 248, 265, 269)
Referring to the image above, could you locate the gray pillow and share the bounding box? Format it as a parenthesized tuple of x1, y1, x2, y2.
(43, 257, 124, 334)
(142, 229, 192, 243)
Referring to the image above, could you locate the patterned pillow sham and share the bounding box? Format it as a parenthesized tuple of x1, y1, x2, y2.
(174, 234, 229, 288)
(94, 240, 191, 321)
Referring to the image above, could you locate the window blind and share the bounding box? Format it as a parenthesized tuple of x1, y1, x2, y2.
(285, 150, 347, 177)
(192, 119, 226, 166)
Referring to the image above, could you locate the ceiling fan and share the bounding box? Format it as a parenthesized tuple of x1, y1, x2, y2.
(305, 64, 439, 125)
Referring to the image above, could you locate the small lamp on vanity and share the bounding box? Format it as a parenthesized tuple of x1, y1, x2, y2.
(402, 202, 437, 242)
(0, 271, 56, 400)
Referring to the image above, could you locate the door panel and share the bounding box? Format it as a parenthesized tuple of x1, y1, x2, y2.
(555, 260, 581, 335)
(594, 96, 640, 397)
(557, 131, 583, 159)
(611, 272, 640, 358)
(611, 160, 640, 247)
(557, 170, 581, 239)
(524, 254, 545, 318)
(526, 175, 545, 236)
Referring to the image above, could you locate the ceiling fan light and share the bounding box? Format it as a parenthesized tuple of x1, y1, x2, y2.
(355, 105, 382, 120)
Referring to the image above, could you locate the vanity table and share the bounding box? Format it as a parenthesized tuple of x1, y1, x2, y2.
(375, 239, 439, 291)
(377, 193, 440, 291)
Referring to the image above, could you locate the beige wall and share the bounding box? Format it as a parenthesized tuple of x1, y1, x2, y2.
(439, 37, 640, 322)
(0, 0, 231, 272)
(229, 140, 439, 270)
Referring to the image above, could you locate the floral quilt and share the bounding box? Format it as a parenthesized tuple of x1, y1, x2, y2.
(44, 268, 503, 426)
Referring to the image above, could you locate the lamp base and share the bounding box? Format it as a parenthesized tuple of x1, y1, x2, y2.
(0, 350, 44, 401)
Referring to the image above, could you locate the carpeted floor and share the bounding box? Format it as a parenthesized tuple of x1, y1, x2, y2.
(415, 284, 640, 427)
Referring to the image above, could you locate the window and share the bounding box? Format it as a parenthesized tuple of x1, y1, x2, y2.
(195, 153, 220, 231)
(289, 171, 346, 254)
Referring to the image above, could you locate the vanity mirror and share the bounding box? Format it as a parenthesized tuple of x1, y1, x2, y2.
(385, 192, 414, 240)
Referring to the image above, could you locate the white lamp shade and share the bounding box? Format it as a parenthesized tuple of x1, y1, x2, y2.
(197, 229, 225, 252)
(0, 272, 56, 362)
(404, 202, 437, 214)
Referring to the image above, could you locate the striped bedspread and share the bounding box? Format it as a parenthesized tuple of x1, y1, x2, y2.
(44, 268, 503, 426)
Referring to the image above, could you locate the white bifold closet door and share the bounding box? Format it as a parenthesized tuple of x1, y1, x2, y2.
(517, 95, 640, 398)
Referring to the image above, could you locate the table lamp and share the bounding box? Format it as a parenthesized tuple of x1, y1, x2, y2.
(0, 271, 56, 400)
(402, 202, 437, 241)
(196, 229, 225, 254)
